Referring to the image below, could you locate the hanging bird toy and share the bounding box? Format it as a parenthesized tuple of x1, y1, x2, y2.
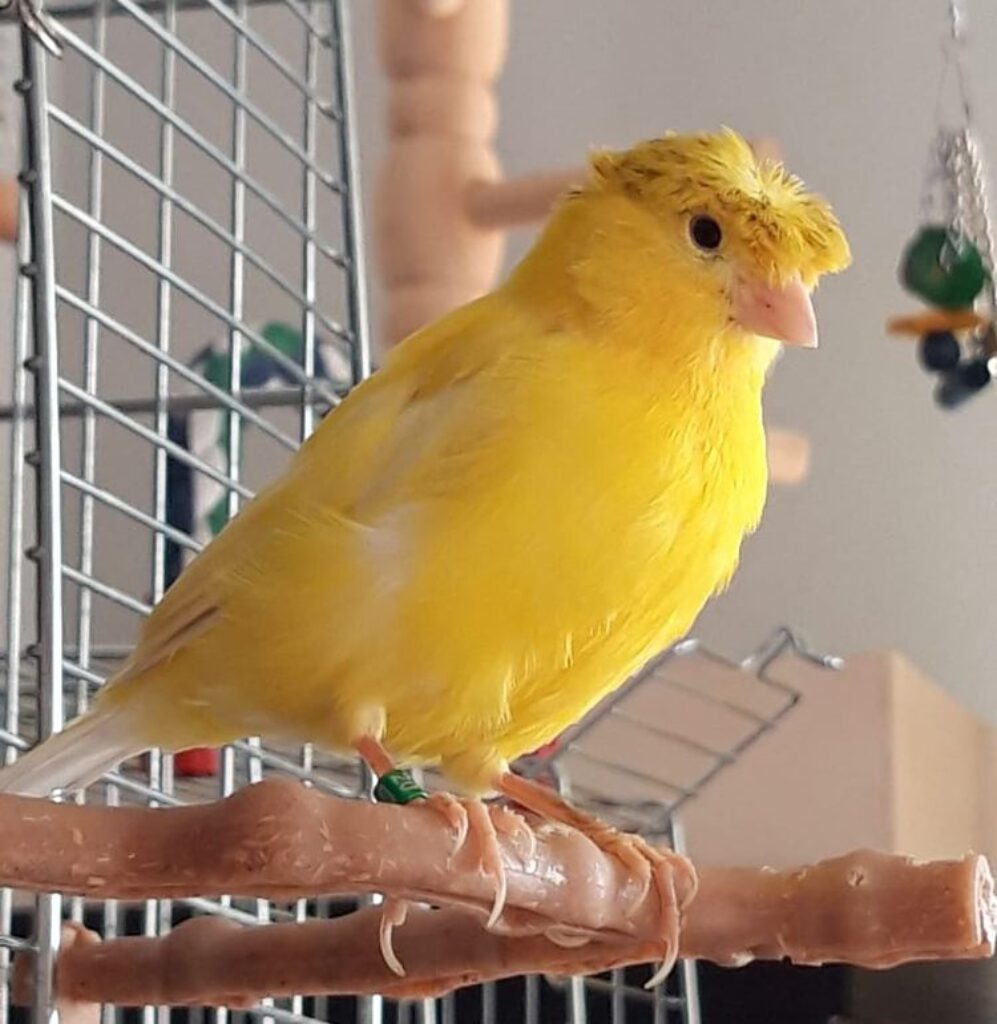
(888, 0, 997, 408)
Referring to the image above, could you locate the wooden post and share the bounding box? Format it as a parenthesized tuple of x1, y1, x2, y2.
(374, 0, 509, 345)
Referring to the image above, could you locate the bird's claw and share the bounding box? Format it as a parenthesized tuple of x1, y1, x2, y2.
(378, 896, 410, 978)
(421, 793, 507, 928)
(645, 958, 672, 990)
(464, 797, 507, 928)
(424, 790, 470, 853)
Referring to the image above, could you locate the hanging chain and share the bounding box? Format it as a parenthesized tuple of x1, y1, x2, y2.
(946, 129, 997, 278)
(920, 0, 997, 325)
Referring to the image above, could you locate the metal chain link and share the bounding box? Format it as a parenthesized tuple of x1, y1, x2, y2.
(919, 0, 997, 332)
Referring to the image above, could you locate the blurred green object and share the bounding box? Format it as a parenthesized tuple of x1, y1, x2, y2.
(901, 225, 989, 309)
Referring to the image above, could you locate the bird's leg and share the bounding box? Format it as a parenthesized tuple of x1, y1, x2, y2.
(355, 736, 509, 932)
(354, 735, 471, 977)
(497, 771, 656, 895)
(496, 771, 691, 981)
(354, 735, 468, 845)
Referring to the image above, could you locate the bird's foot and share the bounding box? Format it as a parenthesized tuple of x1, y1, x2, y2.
(372, 792, 470, 979)
(495, 772, 690, 987)
(378, 896, 410, 978)
(492, 804, 537, 862)
(413, 792, 506, 928)
(589, 825, 659, 905)
(583, 826, 687, 989)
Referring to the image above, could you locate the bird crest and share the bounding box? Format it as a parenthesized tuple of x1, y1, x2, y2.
(586, 128, 851, 287)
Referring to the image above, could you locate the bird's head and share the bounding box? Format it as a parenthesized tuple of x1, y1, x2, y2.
(530, 129, 850, 358)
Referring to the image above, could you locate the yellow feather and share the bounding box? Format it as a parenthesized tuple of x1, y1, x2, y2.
(92, 129, 849, 794)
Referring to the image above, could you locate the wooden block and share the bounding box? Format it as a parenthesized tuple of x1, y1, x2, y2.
(681, 651, 995, 867)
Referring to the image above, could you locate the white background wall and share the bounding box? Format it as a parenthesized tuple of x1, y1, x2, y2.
(3, 1, 997, 722)
(349, 0, 997, 724)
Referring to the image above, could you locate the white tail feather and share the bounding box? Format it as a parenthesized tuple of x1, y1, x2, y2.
(0, 706, 142, 797)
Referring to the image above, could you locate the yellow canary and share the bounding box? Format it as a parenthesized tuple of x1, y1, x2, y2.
(0, 130, 849, 821)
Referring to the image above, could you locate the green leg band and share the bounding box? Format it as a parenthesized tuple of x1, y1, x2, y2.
(373, 768, 428, 805)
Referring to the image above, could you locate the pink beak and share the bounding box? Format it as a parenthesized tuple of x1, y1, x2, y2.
(731, 274, 818, 348)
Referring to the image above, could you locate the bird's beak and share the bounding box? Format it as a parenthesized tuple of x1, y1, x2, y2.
(731, 274, 818, 348)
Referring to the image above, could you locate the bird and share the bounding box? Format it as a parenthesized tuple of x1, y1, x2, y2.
(0, 128, 849, 972)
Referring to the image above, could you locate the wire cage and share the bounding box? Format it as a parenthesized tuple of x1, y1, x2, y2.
(0, 2, 830, 1021)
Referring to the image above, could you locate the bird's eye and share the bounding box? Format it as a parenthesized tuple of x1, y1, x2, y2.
(689, 215, 723, 252)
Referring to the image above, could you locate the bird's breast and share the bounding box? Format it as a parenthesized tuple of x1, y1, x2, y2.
(381, 349, 768, 767)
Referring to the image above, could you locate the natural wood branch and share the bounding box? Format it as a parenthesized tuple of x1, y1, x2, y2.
(12, 910, 663, 1007)
(10, 852, 994, 1007)
(680, 851, 995, 969)
(15, 926, 102, 1023)
(0, 779, 682, 942)
(3, 781, 994, 1006)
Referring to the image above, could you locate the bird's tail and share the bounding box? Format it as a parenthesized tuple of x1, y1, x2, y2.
(0, 703, 143, 797)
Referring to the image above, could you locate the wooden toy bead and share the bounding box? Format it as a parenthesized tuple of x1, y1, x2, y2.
(376, 0, 507, 80)
(389, 79, 498, 140)
(415, 0, 466, 16)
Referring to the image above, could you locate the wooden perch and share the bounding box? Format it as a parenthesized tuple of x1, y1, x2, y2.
(16, 927, 101, 1024)
(3, 780, 995, 1006)
(12, 910, 665, 1007)
(0, 779, 685, 942)
(886, 309, 988, 337)
(20, 846, 991, 1010)
(9, 860, 994, 1006)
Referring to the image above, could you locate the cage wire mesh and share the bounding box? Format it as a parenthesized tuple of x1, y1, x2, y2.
(0, 2, 829, 1021)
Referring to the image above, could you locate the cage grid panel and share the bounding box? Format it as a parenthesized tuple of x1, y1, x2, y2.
(0, 3, 823, 1021)
(1, 2, 380, 1022)
(521, 628, 830, 839)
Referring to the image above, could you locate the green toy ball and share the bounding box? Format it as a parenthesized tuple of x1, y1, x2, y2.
(901, 226, 989, 310)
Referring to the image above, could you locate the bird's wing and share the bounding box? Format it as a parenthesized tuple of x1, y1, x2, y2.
(293, 294, 521, 514)
(111, 479, 307, 686)
(114, 294, 522, 688)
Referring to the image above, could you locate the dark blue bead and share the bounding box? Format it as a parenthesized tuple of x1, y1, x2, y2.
(918, 331, 961, 372)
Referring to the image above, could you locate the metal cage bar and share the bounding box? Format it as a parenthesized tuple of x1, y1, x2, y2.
(19, 23, 66, 1024)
